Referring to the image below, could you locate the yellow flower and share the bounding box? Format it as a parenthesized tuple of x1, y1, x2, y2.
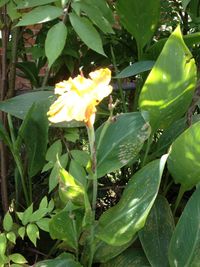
(47, 68, 113, 127)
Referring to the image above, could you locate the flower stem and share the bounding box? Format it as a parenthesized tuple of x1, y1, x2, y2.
(86, 125, 98, 267)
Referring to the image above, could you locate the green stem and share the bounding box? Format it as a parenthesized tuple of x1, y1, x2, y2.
(110, 45, 127, 113)
(141, 134, 153, 168)
(173, 185, 185, 216)
(86, 125, 97, 267)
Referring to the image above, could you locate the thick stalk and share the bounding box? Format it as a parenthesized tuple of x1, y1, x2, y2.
(86, 125, 97, 267)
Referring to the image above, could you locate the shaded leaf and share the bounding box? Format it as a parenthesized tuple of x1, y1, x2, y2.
(96, 155, 168, 246)
(116, 61, 155, 79)
(139, 195, 174, 267)
(168, 186, 200, 266)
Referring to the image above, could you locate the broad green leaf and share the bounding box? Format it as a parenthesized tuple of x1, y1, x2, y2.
(45, 22, 67, 67)
(0, 233, 7, 256)
(147, 32, 200, 59)
(72, 2, 114, 34)
(36, 218, 50, 232)
(21, 102, 49, 177)
(42, 161, 54, 172)
(17, 0, 59, 9)
(71, 150, 90, 167)
(94, 238, 135, 263)
(35, 253, 83, 267)
(168, 186, 200, 266)
(59, 168, 85, 206)
(9, 254, 27, 264)
(0, 0, 9, 8)
(139, 196, 174, 267)
(96, 112, 151, 178)
(26, 223, 39, 246)
(96, 155, 168, 246)
(155, 117, 187, 157)
(69, 159, 87, 187)
(3, 212, 13, 232)
(116, 0, 160, 50)
(69, 12, 106, 56)
(0, 91, 54, 119)
(167, 121, 200, 190)
(6, 232, 16, 244)
(100, 248, 150, 267)
(49, 208, 82, 250)
(16, 5, 63, 26)
(18, 227, 25, 240)
(45, 140, 62, 162)
(139, 26, 197, 131)
(116, 61, 155, 79)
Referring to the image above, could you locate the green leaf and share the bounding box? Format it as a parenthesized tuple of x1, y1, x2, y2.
(69, 159, 87, 187)
(116, 61, 155, 79)
(59, 168, 85, 206)
(96, 112, 151, 178)
(139, 196, 174, 267)
(0, 91, 54, 119)
(116, 0, 160, 49)
(96, 155, 168, 246)
(29, 208, 47, 223)
(26, 223, 39, 246)
(17, 0, 59, 9)
(46, 140, 62, 162)
(0, 233, 7, 256)
(155, 117, 187, 157)
(21, 102, 49, 177)
(49, 208, 82, 250)
(18, 204, 33, 225)
(139, 26, 197, 131)
(69, 12, 106, 56)
(147, 32, 200, 59)
(16, 5, 63, 26)
(42, 161, 54, 173)
(35, 252, 83, 267)
(71, 150, 90, 168)
(100, 248, 150, 267)
(6, 232, 16, 244)
(18, 227, 25, 240)
(72, 2, 114, 34)
(36, 218, 50, 232)
(3, 212, 13, 232)
(7, 1, 21, 21)
(168, 186, 200, 266)
(9, 253, 27, 264)
(94, 238, 135, 263)
(49, 160, 61, 193)
(167, 121, 200, 190)
(0, 0, 9, 8)
(45, 22, 67, 67)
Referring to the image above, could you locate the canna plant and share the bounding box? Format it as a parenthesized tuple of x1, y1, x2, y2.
(1, 0, 200, 266)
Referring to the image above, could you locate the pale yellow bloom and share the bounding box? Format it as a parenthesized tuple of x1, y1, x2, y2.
(47, 68, 112, 127)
